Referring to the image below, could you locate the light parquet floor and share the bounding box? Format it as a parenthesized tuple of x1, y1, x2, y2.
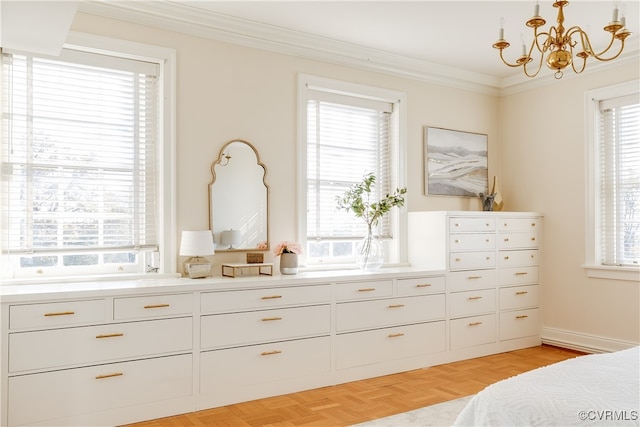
(123, 345, 585, 427)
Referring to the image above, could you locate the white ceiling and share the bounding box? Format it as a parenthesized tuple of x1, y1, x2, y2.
(77, 1, 640, 90)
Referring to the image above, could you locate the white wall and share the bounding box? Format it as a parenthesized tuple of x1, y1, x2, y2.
(69, 12, 639, 349)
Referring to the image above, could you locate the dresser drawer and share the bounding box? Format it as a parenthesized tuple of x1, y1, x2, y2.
(499, 308, 540, 341)
(450, 314, 496, 350)
(448, 269, 497, 292)
(8, 354, 192, 427)
(498, 217, 541, 232)
(335, 280, 393, 301)
(397, 276, 445, 296)
(498, 232, 539, 249)
(9, 299, 106, 330)
(498, 249, 539, 267)
(200, 336, 330, 395)
(114, 293, 193, 320)
(449, 217, 496, 232)
(201, 304, 330, 349)
(500, 285, 539, 310)
(201, 284, 330, 313)
(9, 317, 192, 373)
(336, 294, 445, 332)
(449, 233, 495, 251)
(499, 266, 538, 286)
(335, 321, 445, 370)
(449, 289, 496, 318)
(449, 251, 496, 271)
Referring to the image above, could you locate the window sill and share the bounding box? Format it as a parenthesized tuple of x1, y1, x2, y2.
(583, 264, 640, 282)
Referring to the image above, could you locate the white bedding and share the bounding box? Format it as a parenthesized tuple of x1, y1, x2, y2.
(453, 346, 640, 426)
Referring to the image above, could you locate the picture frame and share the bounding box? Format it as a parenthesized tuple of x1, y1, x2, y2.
(424, 126, 488, 197)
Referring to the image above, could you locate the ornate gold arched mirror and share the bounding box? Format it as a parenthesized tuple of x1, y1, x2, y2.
(209, 139, 269, 251)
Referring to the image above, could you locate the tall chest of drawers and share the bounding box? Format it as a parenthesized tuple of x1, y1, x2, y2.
(408, 211, 542, 360)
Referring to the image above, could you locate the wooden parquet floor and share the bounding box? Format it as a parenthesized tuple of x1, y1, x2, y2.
(123, 345, 585, 427)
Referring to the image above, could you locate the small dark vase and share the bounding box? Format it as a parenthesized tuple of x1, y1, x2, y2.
(480, 193, 496, 211)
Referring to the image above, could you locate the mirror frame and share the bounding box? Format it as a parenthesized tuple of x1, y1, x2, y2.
(208, 139, 270, 252)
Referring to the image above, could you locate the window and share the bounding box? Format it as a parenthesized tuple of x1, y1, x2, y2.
(585, 81, 640, 281)
(297, 75, 406, 267)
(1, 35, 175, 281)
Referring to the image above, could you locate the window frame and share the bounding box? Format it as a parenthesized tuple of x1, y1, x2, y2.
(0, 32, 177, 283)
(296, 74, 407, 269)
(584, 80, 640, 282)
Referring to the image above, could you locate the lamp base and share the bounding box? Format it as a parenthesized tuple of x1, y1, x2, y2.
(184, 256, 211, 279)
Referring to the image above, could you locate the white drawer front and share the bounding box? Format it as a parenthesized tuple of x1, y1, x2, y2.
(114, 293, 193, 320)
(499, 266, 538, 286)
(336, 294, 445, 332)
(449, 251, 496, 271)
(9, 317, 192, 373)
(335, 280, 393, 301)
(200, 336, 330, 395)
(9, 300, 106, 330)
(397, 276, 446, 296)
(201, 284, 330, 313)
(498, 217, 541, 232)
(450, 314, 496, 350)
(8, 354, 192, 427)
(500, 285, 539, 310)
(499, 249, 539, 267)
(201, 305, 330, 349)
(499, 308, 540, 341)
(449, 217, 496, 232)
(449, 289, 496, 318)
(335, 321, 445, 370)
(498, 232, 539, 249)
(449, 233, 495, 251)
(448, 269, 497, 292)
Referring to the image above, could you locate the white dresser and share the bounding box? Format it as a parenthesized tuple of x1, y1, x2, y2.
(408, 211, 542, 362)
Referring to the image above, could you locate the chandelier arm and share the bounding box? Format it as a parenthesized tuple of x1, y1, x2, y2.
(568, 38, 587, 74)
(590, 35, 625, 61)
(522, 50, 545, 78)
(498, 48, 526, 68)
(534, 28, 552, 53)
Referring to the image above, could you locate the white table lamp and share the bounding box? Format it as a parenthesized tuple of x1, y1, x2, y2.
(180, 230, 215, 278)
(221, 229, 241, 249)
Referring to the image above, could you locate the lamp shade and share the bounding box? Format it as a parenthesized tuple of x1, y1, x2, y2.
(179, 230, 215, 256)
(220, 229, 241, 248)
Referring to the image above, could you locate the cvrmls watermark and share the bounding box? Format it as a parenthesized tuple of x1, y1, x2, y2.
(578, 410, 639, 422)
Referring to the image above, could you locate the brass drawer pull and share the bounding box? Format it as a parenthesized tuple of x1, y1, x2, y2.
(531, 222, 537, 227)
(468, 321, 483, 326)
(388, 304, 405, 309)
(531, 237, 536, 241)
(95, 372, 123, 380)
(515, 272, 528, 276)
(416, 283, 431, 288)
(504, 256, 510, 260)
(358, 288, 376, 292)
(454, 223, 460, 227)
(516, 291, 529, 295)
(388, 333, 405, 338)
(261, 317, 283, 321)
(504, 238, 510, 242)
(44, 311, 75, 317)
(144, 304, 170, 309)
(261, 295, 282, 300)
(467, 276, 482, 280)
(516, 315, 529, 319)
(455, 258, 461, 262)
(467, 296, 482, 300)
(261, 350, 282, 356)
(454, 239, 460, 243)
(96, 333, 124, 339)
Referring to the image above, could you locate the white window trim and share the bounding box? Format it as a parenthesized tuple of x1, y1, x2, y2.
(584, 80, 640, 282)
(1, 32, 177, 284)
(296, 74, 408, 270)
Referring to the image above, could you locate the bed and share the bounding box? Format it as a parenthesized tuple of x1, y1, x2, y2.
(453, 346, 640, 426)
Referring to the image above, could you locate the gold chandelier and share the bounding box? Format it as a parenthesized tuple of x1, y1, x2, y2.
(492, 1, 632, 79)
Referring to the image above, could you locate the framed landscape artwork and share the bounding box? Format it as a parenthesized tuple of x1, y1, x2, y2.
(424, 127, 488, 197)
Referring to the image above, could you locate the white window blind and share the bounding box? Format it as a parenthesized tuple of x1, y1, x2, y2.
(598, 93, 640, 267)
(306, 89, 393, 242)
(1, 49, 159, 272)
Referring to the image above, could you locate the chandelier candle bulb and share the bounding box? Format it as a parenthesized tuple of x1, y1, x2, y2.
(612, 6, 618, 22)
(534, 2, 540, 17)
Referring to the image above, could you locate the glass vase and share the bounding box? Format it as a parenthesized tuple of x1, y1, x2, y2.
(356, 228, 384, 271)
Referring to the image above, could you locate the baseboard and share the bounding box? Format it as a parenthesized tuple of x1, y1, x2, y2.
(541, 327, 639, 353)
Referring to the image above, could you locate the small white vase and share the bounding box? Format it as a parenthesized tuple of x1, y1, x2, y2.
(279, 252, 298, 275)
(356, 229, 384, 271)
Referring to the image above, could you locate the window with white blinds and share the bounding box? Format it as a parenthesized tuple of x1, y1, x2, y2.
(300, 76, 405, 266)
(598, 93, 640, 267)
(1, 48, 160, 278)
